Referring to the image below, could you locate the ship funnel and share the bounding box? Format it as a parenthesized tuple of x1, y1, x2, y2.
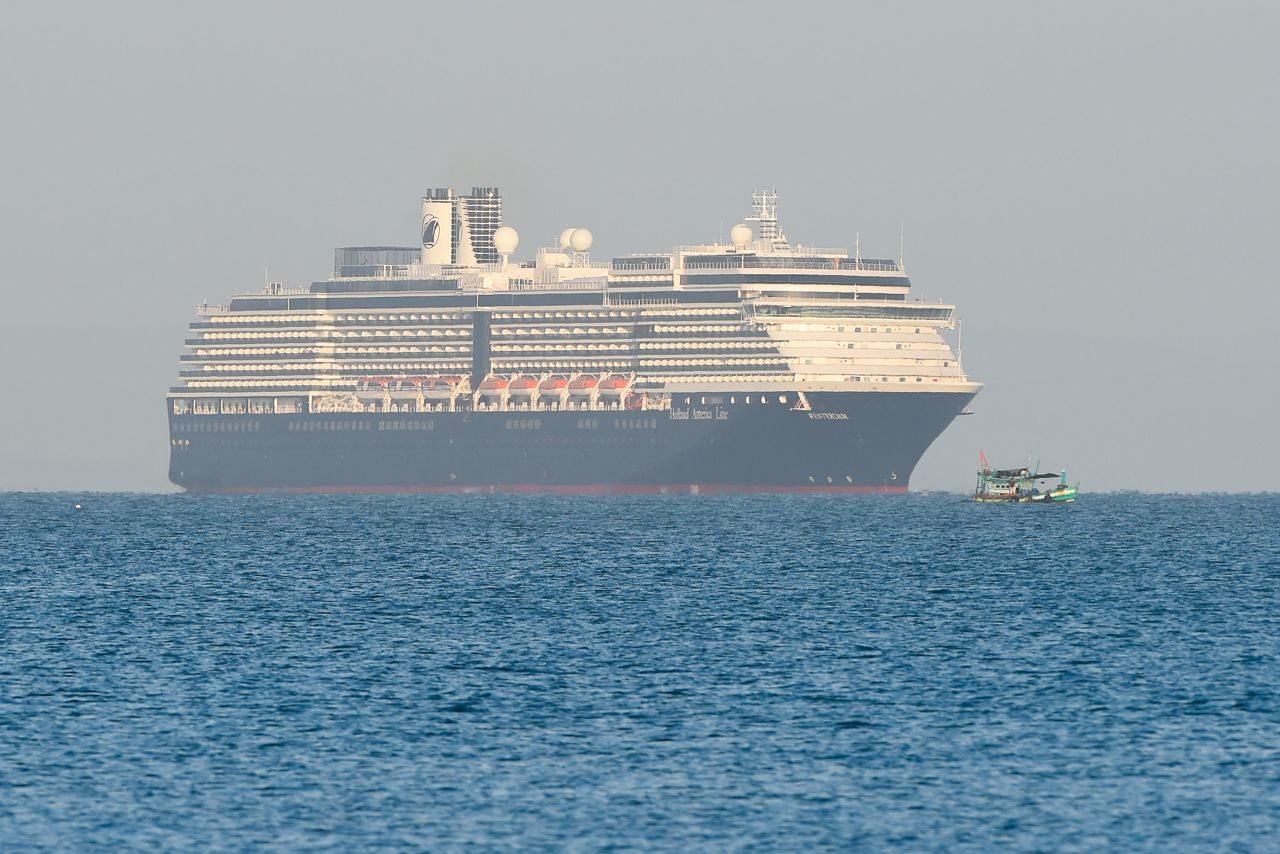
(421, 191, 454, 265)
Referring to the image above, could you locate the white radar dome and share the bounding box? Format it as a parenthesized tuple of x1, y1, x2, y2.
(729, 223, 752, 247)
(492, 225, 519, 255)
(569, 228, 593, 252)
(559, 228, 576, 249)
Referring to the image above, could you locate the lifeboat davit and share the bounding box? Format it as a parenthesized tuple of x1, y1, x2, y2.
(567, 375, 599, 395)
(598, 374, 630, 396)
(477, 376, 510, 395)
(508, 376, 538, 396)
(539, 375, 569, 394)
(424, 374, 461, 391)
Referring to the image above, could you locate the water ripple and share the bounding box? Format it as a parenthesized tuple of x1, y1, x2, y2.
(1, 492, 1278, 850)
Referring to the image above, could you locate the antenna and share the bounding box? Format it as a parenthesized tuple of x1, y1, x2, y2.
(855, 232, 861, 264)
(898, 217, 905, 270)
(747, 189, 789, 250)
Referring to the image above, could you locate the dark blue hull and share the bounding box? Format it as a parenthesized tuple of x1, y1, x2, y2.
(168, 391, 974, 493)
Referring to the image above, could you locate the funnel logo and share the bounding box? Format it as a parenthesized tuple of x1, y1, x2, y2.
(421, 214, 441, 249)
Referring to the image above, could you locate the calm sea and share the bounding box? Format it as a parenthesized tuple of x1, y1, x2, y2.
(2, 493, 1278, 850)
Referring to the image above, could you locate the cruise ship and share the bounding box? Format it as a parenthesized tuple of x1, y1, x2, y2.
(168, 188, 981, 493)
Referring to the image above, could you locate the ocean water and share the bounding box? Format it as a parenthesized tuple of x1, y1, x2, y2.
(2, 493, 1278, 851)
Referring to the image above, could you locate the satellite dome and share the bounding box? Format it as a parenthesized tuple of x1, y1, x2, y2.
(559, 228, 576, 250)
(730, 223, 752, 247)
(569, 228, 593, 252)
(493, 225, 519, 255)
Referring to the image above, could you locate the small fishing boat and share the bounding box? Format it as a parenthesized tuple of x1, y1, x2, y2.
(973, 452, 1078, 504)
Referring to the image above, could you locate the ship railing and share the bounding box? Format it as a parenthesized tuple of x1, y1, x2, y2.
(172, 396, 681, 416)
(604, 297, 678, 307)
(842, 260, 902, 272)
(509, 278, 608, 292)
(303, 396, 675, 415)
(611, 258, 672, 271)
(469, 397, 672, 413)
(682, 258, 903, 273)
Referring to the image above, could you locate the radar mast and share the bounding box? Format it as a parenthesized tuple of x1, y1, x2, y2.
(747, 189, 790, 251)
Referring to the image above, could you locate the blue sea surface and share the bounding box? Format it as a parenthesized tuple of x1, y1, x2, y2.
(2, 493, 1279, 850)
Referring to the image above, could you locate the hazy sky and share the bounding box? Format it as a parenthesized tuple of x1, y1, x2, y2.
(1, 1, 1276, 492)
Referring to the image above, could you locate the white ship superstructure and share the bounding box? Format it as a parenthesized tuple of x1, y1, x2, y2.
(174, 189, 976, 415)
(168, 188, 979, 493)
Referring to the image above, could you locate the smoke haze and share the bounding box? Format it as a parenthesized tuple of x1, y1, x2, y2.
(1, 1, 1276, 491)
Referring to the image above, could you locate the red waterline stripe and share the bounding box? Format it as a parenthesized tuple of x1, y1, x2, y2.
(195, 484, 910, 496)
